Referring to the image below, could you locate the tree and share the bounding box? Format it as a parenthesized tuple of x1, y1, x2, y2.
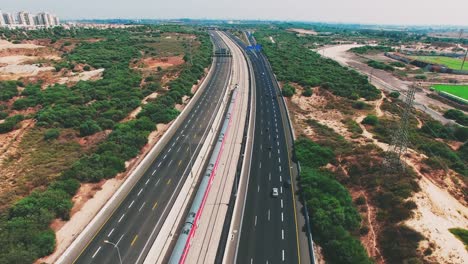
(362, 115, 378, 125)
(79, 120, 101, 137)
(302, 87, 313, 97)
(282, 83, 296, 97)
(44, 129, 60, 140)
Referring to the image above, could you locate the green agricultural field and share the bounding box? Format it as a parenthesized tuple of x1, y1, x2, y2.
(412, 56, 468, 70)
(432, 84, 468, 100)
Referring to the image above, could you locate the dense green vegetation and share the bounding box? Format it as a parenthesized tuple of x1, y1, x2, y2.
(295, 137, 372, 264)
(0, 115, 24, 134)
(304, 119, 423, 263)
(255, 30, 381, 100)
(444, 109, 468, 126)
(362, 114, 379, 125)
(349, 45, 394, 54)
(0, 25, 213, 262)
(367, 60, 394, 71)
(372, 101, 468, 176)
(0, 81, 20, 101)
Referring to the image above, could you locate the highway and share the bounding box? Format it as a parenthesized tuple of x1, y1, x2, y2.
(235, 34, 301, 263)
(74, 31, 232, 264)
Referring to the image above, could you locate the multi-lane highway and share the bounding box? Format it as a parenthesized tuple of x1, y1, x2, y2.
(74, 31, 232, 264)
(235, 34, 301, 263)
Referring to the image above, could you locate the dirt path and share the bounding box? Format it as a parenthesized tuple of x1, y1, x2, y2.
(359, 190, 384, 263)
(318, 45, 454, 124)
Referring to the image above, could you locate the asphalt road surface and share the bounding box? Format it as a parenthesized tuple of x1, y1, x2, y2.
(74, 31, 232, 264)
(235, 35, 300, 263)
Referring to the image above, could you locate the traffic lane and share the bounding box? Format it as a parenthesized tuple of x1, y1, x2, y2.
(237, 55, 298, 263)
(257, 56, 299, 263)
(89, 61, 231, 264)
(75, 53, 231, 262)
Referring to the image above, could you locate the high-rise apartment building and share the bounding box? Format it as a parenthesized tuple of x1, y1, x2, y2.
(0, 10, 59, 28)
(0, 10, 5, 26)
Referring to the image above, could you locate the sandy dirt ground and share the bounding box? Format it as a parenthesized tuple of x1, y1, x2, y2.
(317, 44, 458, 123)
(269, 36, 275, 44)
(0, 40, 43, 50)
(287, 28, 318, 35)
(135, 56, 184, 70)
(57, 69, 104, 85)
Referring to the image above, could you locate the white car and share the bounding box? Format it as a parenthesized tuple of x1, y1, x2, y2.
(271, 188, 279, 197)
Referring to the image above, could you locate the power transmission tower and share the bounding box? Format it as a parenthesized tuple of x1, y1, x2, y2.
(383, 84, 417, 173)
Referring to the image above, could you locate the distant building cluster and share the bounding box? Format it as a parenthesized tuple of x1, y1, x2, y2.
(0, 10, 60, 28)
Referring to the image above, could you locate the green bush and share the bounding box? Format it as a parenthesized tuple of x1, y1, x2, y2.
(414, 75, 427, 80)
(389, 91, 400, 98)
(362, 115, 379, 125)
(79, 120, 101, 137)
(352, 101, 372, 110)
(449, 228, 468, 249)
(350, 45, 394, 54)
(302, 87, 313, 97)
(282, 83, 296, 97)
(444, 109, 468, 126)
(295, 137, 335, 167)
(0, 111, 8, 120)
(44, 128, 60, 140)
(0, 81, 19, 101)
(367, 60, 394, 71)
(390, 61, 406, 67)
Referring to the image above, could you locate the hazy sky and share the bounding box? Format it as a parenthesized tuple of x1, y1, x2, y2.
(1, 0, 468, 26)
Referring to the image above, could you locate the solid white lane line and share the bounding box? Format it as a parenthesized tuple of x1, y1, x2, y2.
(281, 199, 283, 208)
(139, 202, 146, 212)
(281, 212, 284, 222)
(145, 178, 150, 185)
(92, 246, 101, 258)
(282, 250, 285, 261)
(128, 200, 135, 209)
(108, 228, 115, 237)
(118, 214, 125, 223)
(259, 162, 262, 169)
(282, 229, 284, 240)
(137, 188, 143, 196)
